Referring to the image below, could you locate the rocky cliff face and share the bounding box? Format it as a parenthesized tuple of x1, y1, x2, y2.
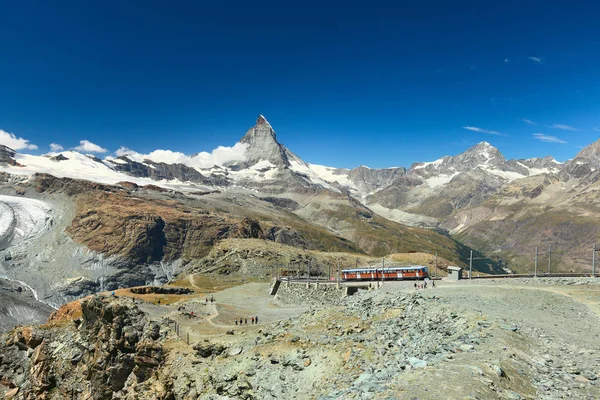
(0, 295, 172, 399)
(0, 145, 20, 167)
(233, 115, 292, 169)
(347, 166, 406, 195)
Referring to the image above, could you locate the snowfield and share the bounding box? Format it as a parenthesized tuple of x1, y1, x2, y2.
(0, 195, 53, 250)
(3, 152, 213, 192)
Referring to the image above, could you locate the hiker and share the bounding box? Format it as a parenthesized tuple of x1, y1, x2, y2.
(210, 296, 214, 304)
(424, 281, 427, 289)
(413, 283, 417, 289)
(432, 281, 436, 288)
(251, 317, 255, 324)
(255, 316, 259, 324)
(235, 320, 238, 325)
(245, 318, 248, 325)
(205, 298, 208, 305)
(239, 318, 243, 325)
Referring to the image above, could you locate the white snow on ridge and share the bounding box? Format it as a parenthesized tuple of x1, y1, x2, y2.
(1, 152, 211, 192)
(288, 159, 357, 193)
(228, 160, 280, 181)
(413, 158, 443, 170)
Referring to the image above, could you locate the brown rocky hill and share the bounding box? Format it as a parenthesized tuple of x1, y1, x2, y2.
(34, 174, 493, 273)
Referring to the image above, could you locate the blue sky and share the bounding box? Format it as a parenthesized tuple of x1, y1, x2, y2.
(1, 1, 599, 169)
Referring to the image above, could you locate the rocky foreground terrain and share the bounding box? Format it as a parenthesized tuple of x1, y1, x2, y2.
(2, 277, 600, 399)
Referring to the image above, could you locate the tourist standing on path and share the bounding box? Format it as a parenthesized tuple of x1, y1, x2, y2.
(255, 316, 259, 324)
(251, 317, 255, 324)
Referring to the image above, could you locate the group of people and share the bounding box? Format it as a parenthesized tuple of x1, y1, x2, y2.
(205, 296, 214, 304)
(235, 316, 259, 326)
(414, 281, 435, 289)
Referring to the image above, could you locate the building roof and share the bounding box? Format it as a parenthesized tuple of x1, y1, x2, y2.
(447, 266, 462, 271)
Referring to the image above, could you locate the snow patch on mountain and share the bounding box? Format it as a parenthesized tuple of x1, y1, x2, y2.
(413, 158, 444, 170)
(3, 152, 210, 191)
(425, 173, 461, 188)
(228, 160, 280, 181)
(478, 166, 526, 181)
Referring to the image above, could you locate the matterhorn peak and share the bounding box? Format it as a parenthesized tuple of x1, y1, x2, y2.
(256, 114, 271, 127)
(229, 115, 291, 169)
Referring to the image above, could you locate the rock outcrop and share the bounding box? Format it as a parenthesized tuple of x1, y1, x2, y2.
(0, 295, 172, 399)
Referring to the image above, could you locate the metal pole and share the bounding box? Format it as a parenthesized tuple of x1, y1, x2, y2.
(548, 245, 551, 275)
(308, 260, 311, 286)
(435, 252, 438, 278)
(534, 246, 538, 277)
(593, 243, 596, 277)
(337, 262, 340, 288)
(381, 257, 385, 285)
(469, 250, 473, 279)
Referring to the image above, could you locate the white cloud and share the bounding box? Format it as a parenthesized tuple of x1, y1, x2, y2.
(593, 127, 600, 133)
(550, 124, 578, 131)
(528, 56, 542, 63)
(522, 118, 537, 125)
(533, 133, 567, 144)
(116, 142, 249, 169)
(49, 143, 64, 152)
(463, 126, 504, 136)
(0, 129, 38, 151)
(504, 58, 510, 63)
(74, 140, 108, 153)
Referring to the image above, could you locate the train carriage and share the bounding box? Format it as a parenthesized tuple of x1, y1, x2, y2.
(341, 265, 429, 281)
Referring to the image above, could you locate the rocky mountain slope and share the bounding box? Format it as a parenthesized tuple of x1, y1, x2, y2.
(442, 139, 600, 273)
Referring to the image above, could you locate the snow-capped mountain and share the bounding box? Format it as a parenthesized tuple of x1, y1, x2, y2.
(0, 115, 566, 222)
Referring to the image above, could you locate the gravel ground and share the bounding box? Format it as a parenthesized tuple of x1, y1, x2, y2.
(138, 277, 600, 399)
(7, 277, 599, 399)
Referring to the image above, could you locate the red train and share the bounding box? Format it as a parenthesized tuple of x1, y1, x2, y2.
(341, 265, 429, 281)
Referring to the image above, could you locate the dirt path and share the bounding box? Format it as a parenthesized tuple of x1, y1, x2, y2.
(139, 282, 308, 342)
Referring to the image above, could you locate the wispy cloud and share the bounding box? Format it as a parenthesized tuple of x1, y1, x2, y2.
(522, 118, 538, 125)
(504, 58, 510, 64)
(528, 56, 542, 63)
(74, 140, 108, 153)
(0, 129, 38, 151)
(463, 126, 505, 136)
(533, 133, 567, 144)
(593, 127, 600, 133)
(49, 143, 64, 152)
(550, 124, 579, 131)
